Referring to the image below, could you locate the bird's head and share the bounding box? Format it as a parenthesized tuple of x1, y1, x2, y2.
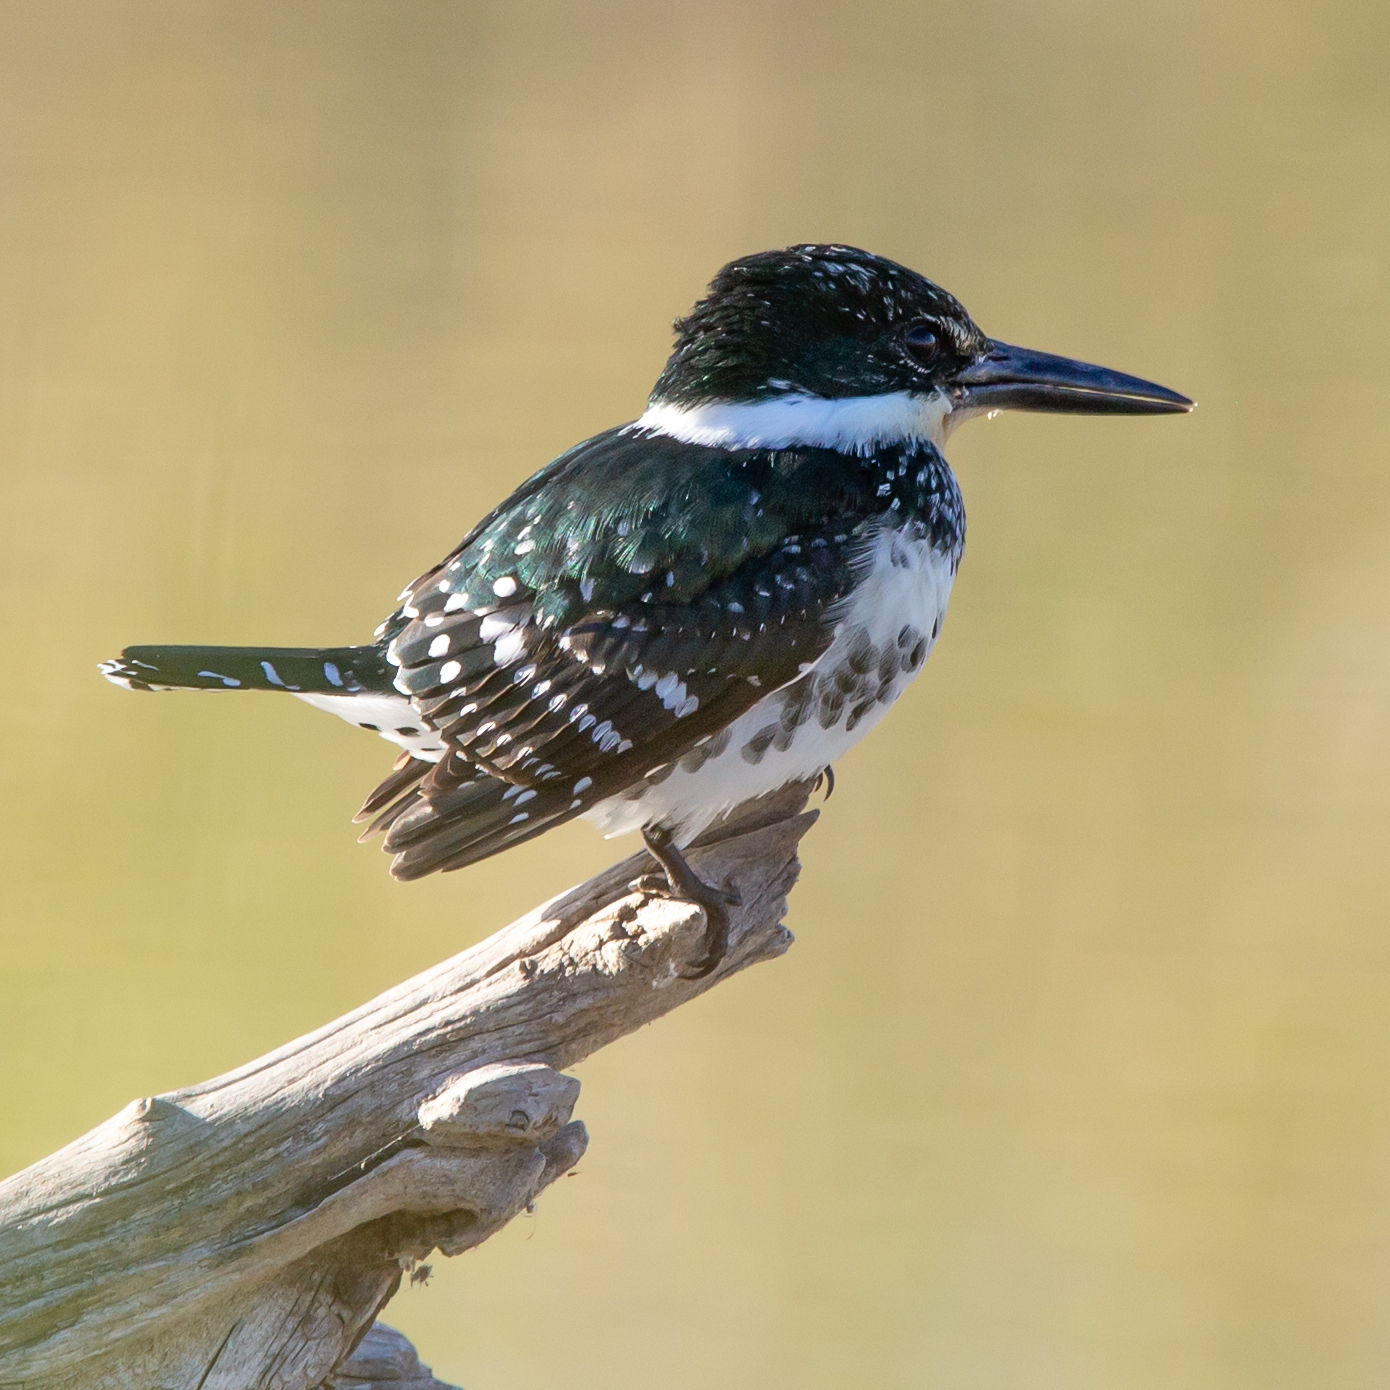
(639, 244, 1192, 454)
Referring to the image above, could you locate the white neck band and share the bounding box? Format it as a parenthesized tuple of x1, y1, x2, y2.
(630, 390, 958, 455)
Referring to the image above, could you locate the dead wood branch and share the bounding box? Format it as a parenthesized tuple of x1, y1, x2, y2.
(323, 1324, 460, 1389)
(0, 784, 817, 1390)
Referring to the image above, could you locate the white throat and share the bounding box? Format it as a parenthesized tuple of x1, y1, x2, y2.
(632, 389, 971, 456)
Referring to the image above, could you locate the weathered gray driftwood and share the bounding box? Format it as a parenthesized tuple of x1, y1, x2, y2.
(323, 1323, 460, 1389)
(0, 785, 817, 1390)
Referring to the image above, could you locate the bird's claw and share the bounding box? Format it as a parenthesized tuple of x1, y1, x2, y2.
(675, 906, 731, 979)
(640, 826, 742, 978)
(628, 872, 741, 907)
(673, 883, 741, 979)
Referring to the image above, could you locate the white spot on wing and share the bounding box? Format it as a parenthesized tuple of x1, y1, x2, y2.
(653, 672, 690, 710)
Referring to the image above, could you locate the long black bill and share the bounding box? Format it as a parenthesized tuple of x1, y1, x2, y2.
(953, 339, 1193, 415)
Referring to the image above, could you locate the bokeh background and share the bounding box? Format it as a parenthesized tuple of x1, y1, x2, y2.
(3, 2, 1390, 1386)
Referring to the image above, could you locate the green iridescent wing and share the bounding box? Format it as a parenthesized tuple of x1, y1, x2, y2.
(362, 428, 882, 875)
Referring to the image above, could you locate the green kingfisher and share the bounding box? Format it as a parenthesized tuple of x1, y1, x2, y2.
(101, 245, 1192, 975)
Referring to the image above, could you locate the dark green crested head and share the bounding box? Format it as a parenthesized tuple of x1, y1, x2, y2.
(650, 244, 988, 408)
(642, 247, 1192, 451)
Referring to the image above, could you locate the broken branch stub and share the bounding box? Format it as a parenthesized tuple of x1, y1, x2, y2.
(0, 782, 818, 1390)
(322, 1323, 461, 1389)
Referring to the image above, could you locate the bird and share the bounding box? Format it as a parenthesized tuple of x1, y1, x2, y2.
(101, 245, 1192, 976)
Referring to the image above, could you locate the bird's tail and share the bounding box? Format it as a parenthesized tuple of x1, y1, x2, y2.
(101, 640, 590, 876)
(99, 644, 394, 695)
(356, 748, 584, 880)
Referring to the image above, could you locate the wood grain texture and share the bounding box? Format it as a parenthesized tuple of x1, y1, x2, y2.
(323, 1324, 461, 1389)
(0, 784, 817, 1390)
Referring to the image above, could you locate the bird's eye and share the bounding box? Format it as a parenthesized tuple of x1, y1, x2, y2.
(904, 324, 940, 365)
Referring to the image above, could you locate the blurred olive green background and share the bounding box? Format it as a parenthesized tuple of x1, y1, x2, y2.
(3, 1, 1390, 1386)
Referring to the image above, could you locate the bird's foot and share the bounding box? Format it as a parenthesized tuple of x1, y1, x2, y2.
(813, 764, 836, 800)
(636, 826, 742, 979)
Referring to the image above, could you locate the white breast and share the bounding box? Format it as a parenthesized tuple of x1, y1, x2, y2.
(584, 523, 957, 845)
